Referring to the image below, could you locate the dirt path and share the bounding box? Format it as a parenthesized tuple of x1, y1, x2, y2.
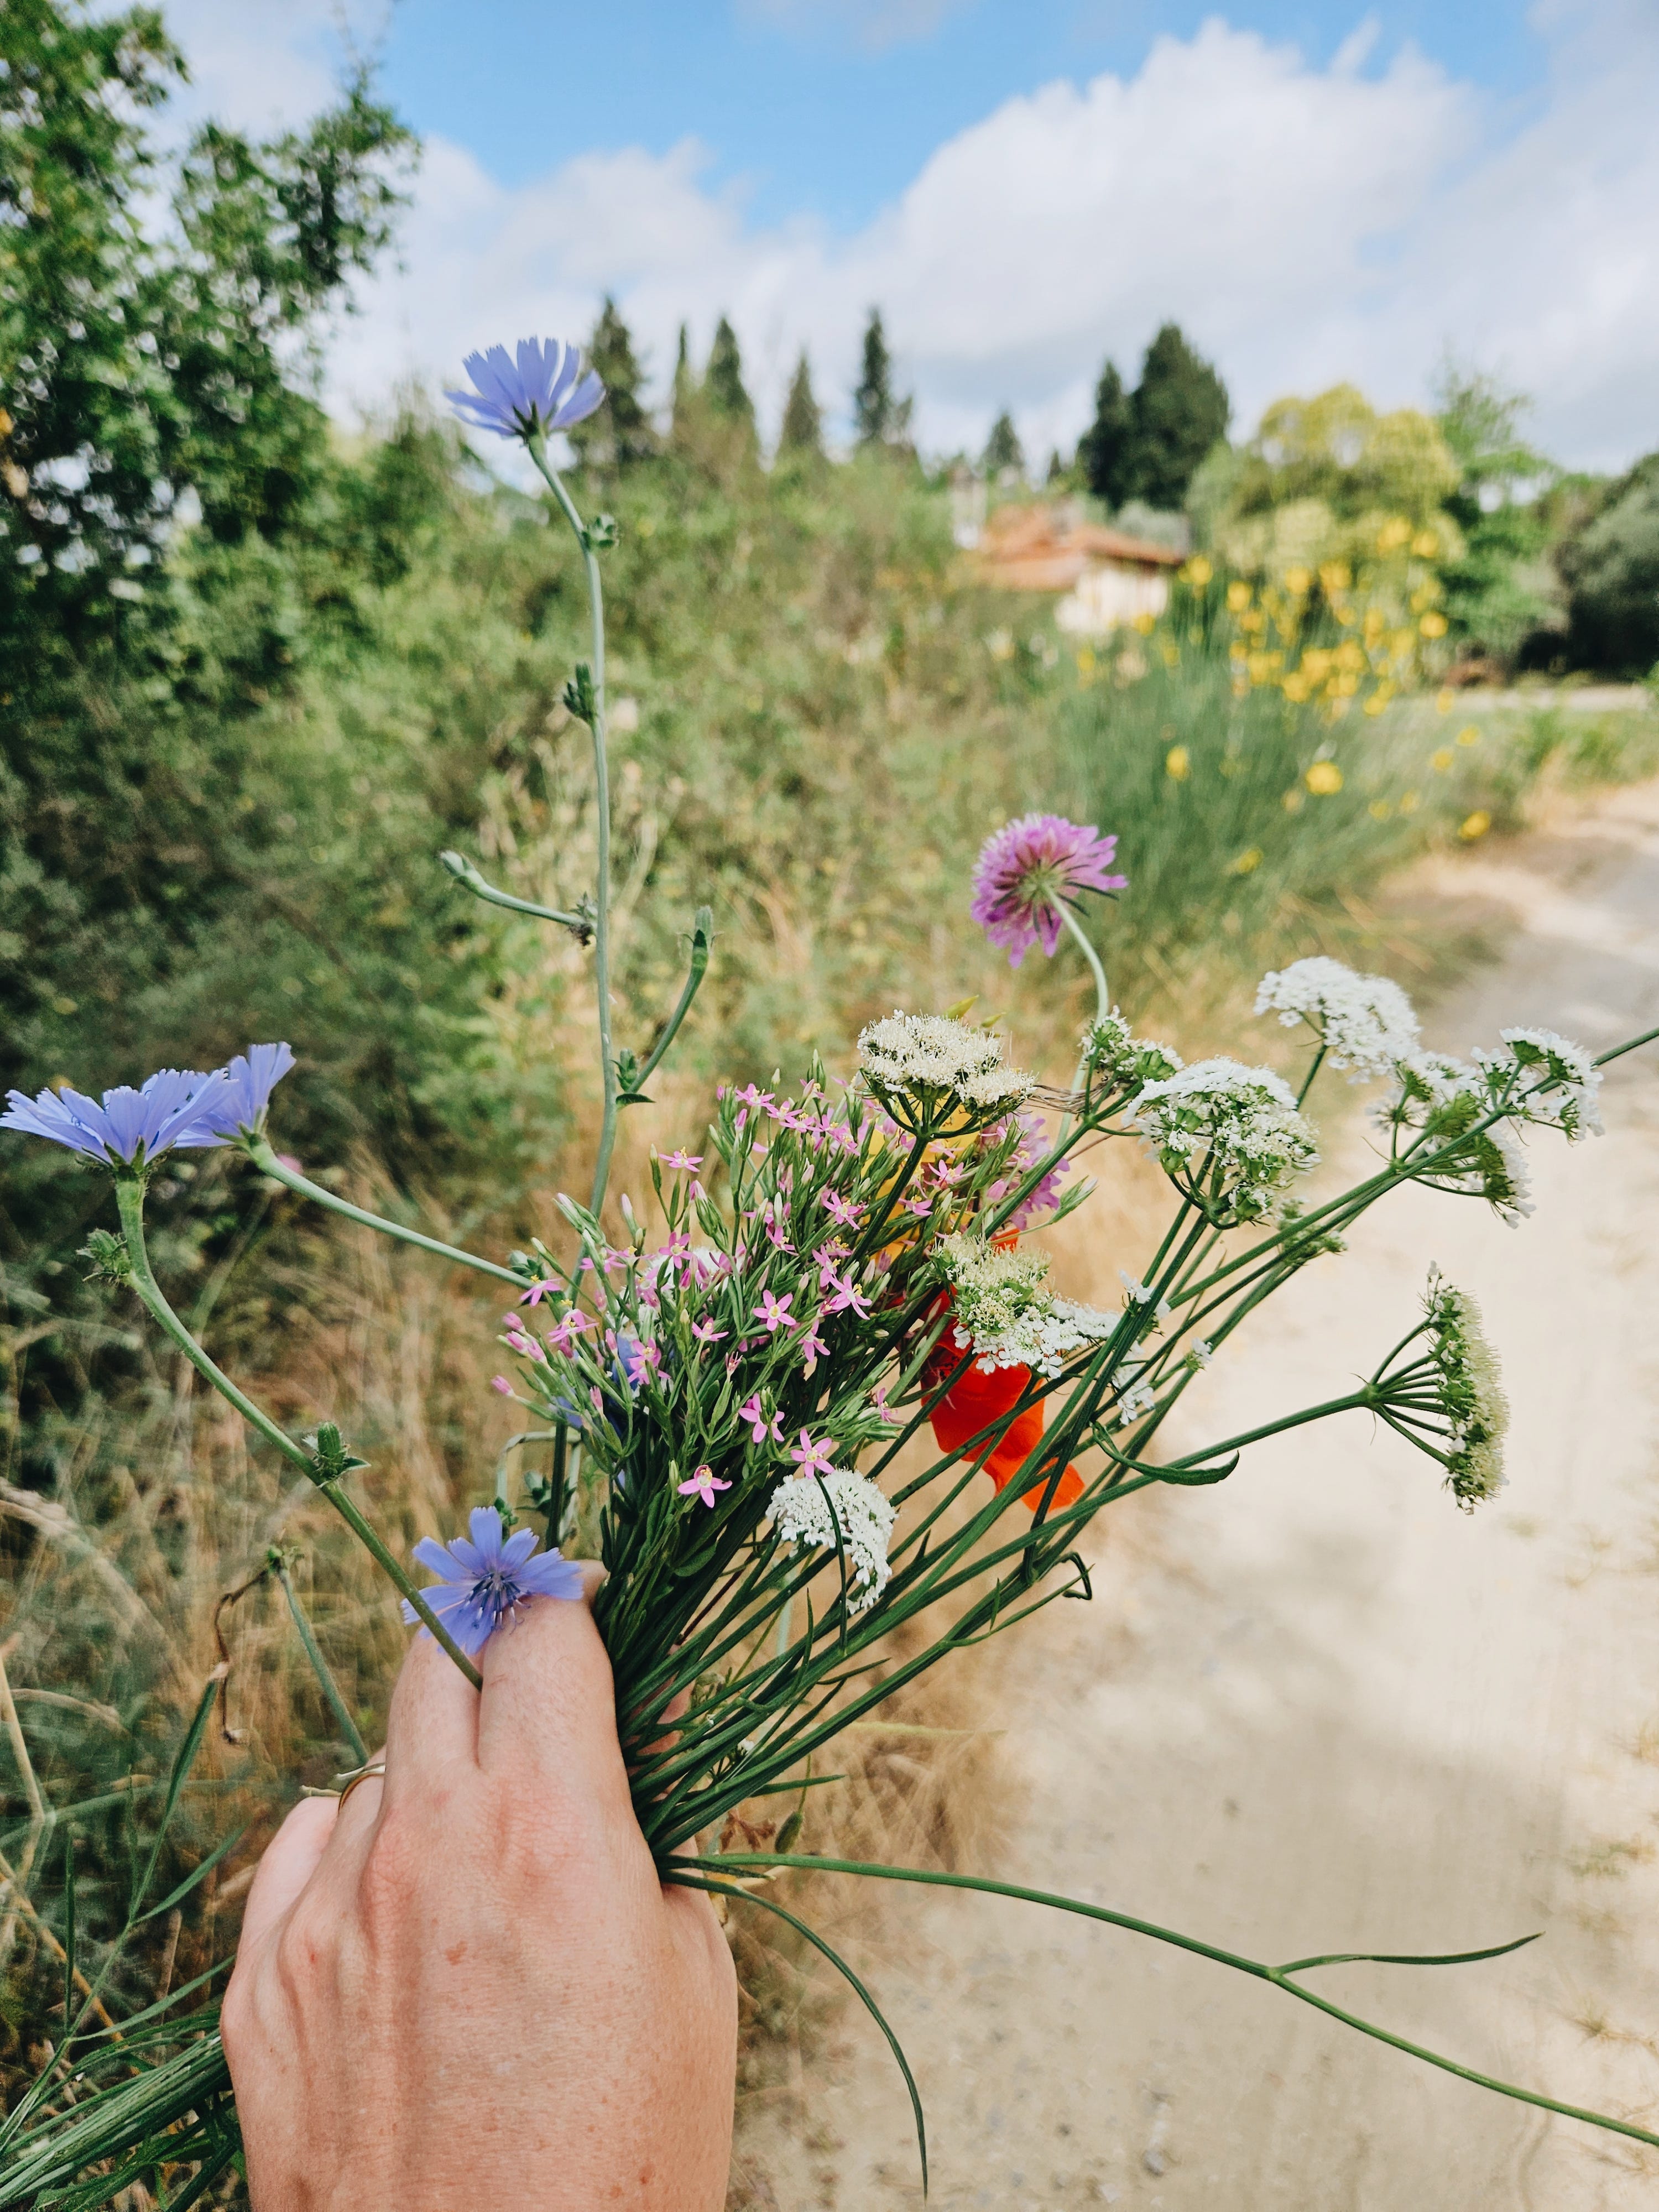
(739, 780, 1659, 2210)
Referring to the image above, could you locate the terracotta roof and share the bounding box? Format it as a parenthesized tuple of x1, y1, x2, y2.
(975, 504, 1185, 591)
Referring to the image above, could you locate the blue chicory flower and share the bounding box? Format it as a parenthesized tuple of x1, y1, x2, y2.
(205, 1042, 296, 1137)
(445, 338, 604, 442)
(403, 1506, 585, 1657)
(2, 1066, 232, 1167)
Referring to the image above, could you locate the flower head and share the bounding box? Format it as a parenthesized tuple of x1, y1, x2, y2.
(203, 1042, 296, 1136)
(767, 1468, 896, 1613)
(403, 1506, 583, 1657)
(1254, 958, 1420, 1079)
(1133, 1057, 1319, 1225)
(939, 1233, 1115, 1378)
(1476, 1027, 1604, 1141)
(3, 1065, 231, 1168)
(971, 813, 1127, 967)
(445, 338, 604, 442)
(1423, 1270, 1510, 1507)
(857, 1011, 1034, 1130)
(677, 1464, 731, 1509)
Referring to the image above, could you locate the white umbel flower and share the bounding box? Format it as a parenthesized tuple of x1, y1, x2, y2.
(1475, 1026, 1604, 1141)
(857, 1011, 1035, 1127)
(768, 1469, 896, 1611)
(1374, 1053, 1536, 1225)
(1134, 1057, 1319, 1225)
(1255, 956, 1421, 1079)
(1423, 1269, 1510, 1507)
(939, 1234, 1116, 1377)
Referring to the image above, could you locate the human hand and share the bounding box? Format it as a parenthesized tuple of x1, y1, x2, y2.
(222, 1574, 737, 2210)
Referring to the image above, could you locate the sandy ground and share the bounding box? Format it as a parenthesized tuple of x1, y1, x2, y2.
(736, 780, 1659, 2210)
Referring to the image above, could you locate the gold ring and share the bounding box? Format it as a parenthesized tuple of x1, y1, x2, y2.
(337, 1762, 386, 1813)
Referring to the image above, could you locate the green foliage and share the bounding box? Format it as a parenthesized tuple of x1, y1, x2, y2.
(1081, 326, 1228, 512)
(778, 351, 823, 459)
(705, 315, 754, 428)
(1432, 367, 1558, 661)
(853, 307, 910, 451)
(982, 410, 1023, 479)
(1560, 453, 1659, 676)
(568, 295, 656, 469)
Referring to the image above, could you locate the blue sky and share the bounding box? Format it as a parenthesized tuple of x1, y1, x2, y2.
(168, 0, 1659, 469)
(374, 2, 1549, 234)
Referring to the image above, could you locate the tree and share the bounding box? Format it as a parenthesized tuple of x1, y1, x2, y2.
(1561, 453, 1659, 674)
(1124, 324, 1230, 509)
(982, 409, 1024, 480)
(778, 349, 823, 458)
(569, 295, 654, 468)
(670, 320, 696, 435)
(1431, 364, 1556, 660)
(853, 307, 911, 450)
(705, 315, 754, 427)
(1078, 360, 1132, 505)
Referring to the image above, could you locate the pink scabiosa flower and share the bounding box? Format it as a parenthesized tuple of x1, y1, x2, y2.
(403, 1507, 583, 1657)
(971, 813, 1127, 967)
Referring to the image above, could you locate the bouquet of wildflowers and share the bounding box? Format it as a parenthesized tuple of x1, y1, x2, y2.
(5, 336, 1659, 2205)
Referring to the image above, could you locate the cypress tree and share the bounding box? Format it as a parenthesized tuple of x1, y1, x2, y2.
(670, 322, 696, 438)
(983, 409, 1024, 478)
(779, 349, 823, 458)
(705, 315, 754, 427)
(1125, 324, 1230, 509)
(1078, 359, 1133, 506)
(853, 308, 911, 448)
(569, 295, 654, 467)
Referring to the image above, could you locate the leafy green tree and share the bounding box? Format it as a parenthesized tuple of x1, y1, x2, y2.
(570, 295, 655, 469)
(705, 315, 754, 428)
(1124, 323, 1229, 509)
(778, 349, 823, 458)
(1561, 453, 1659, 674)
(670, 320, 696, 434)
(852, 307, 911, 450)
(1430, 366, 1556, 661)
(1078, 359, 1132, 504)
(982, 409, 1024, 479)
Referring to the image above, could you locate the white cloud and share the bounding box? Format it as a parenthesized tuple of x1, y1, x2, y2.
(160, 3, 1659, 471)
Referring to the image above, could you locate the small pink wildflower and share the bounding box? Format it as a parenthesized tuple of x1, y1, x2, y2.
(739, 1393, 783, 1444)
(822, 1269, 872, 1319)
(660, 1149, 704, 1173)
(518, 1277, 557, 1306)
(789, 1430, 837, 1480)
(691, 1317, 728, 1348)
(820, 1188, 863, 1228)
(491, 1375, 514, 1396)
(872, 1382, 898, 1424)
(677, 1464, 731, 1507)
(754, 1290, 795, 1333)
(800, 1323, 828, 1378)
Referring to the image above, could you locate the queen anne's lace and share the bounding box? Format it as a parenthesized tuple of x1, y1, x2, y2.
(767, 1469, 896, 1611)
(938, 1234, 1115, 1376)
(1133, 1058, 1319, 1224)
(1423, 1270, 1510, 1507)
(857, 1012, 1035, 1120)
(1374, 1053, 1536, 1225)
(1476, 1027, 1604, 1140)
(1254, 956, 1420, 1078)
(1079, 1008, 1183, 1094)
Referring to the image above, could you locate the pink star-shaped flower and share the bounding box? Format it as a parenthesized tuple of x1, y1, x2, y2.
(789, 1429, 836, 1480)
(739, 1394, 782, 1444)
(677, 1463, 731, 1507)
(660, 1149, 703, 1173)
(754, 1290, 795, 1333)
(800, 1324, 828, 1378)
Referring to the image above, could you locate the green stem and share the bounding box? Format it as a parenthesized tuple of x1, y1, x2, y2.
(528, 436, 618, 1219)
(692, 1853, 1659, 2158)
(273, 1561, 369, 1765)
(1296, 1041, 1328, 1110)
(437, 849, 587, 932)
(244, 1137, 522, 1288)
(112, 1181, 482, 1692)
(1057, 901, 1111, 1137)
(632, 907, 714, 1092)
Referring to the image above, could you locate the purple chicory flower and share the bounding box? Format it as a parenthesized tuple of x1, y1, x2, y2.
(402, 1506, 584, 1657)
(202, 1042, 295, 1137)
(445, 339, 604, 442)
(2, 1065, 232, 1167)
(971, 813, 1128, 967)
